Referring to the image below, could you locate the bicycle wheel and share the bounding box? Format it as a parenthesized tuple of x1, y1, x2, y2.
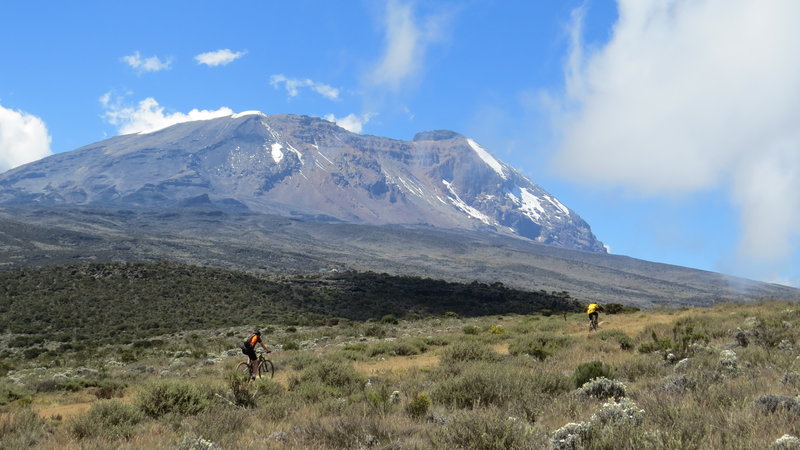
(236, 362, 252, 378)
(259, 359, 275, 379)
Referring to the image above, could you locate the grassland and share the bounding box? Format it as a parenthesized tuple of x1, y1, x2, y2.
(2, 299, 800, 449)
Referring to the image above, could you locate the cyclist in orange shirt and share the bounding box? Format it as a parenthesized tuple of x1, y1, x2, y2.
(240, 329, 270, 379)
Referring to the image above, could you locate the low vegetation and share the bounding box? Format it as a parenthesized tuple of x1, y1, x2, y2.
(0, 262, 580, 358)
(1, 263, 799, 448)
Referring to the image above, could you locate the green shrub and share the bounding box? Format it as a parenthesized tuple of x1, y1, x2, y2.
(0, 381, 31, 405)
(509, 333, 573, 361)
(255, 378, 285, 398)
(93, 379, 127, 399)
(134, 380, 211, 418)
(430, 407, 536, 450)
(463, 325, 480, 335)
(363, 324, 387, 338)
(295, 414, 391, 449)
(226, 371, 257, 408)
(290, 380, 340, 402)
(70, 400, 144, 440)
(595, 329, 635, 351)
(406, 392, 431, 419)
(289, 359, 364, 397)
(573, 361, 615, 388)
(366, 340, 426, 357)
(604, 303, 640, 314)
(380, 314, 399, 324)
(439, 341, 502, 365)
(432, 363, 567, 409)
(282, 341, 300, 351)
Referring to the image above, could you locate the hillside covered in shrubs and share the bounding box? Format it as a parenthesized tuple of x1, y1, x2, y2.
(0, 262, 580, 359)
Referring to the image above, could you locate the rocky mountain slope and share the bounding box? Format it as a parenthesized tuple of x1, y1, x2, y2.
(0, 206, 796, 308)
(0, 113, 604, 252)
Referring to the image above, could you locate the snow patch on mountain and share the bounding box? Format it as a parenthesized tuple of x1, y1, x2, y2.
(443, 179, 493, 225)
(467, 138, 506, 180)
(271, 143, 284, 163)
(545, 195, 570, 216)
(516, 188, 545, 221)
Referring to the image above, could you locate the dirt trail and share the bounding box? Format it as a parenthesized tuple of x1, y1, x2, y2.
(35, 402, 92, 420)
(354, 353, 439, 377)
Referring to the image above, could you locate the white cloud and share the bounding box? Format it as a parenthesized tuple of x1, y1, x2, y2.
(554, 0, 800, 273)
(269, 74, 340, 100)
(367, 0, 449, 90)
(121, 51, 173, 73)
(0, 104, 53, 172)
(195, 49, 246, 66)
(323, 113, 376, 134)
(100, 94, 233, 135)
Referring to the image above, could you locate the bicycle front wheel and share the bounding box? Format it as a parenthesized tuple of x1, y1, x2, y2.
(236, 362, 251, 378)
(259, 359, 275, 379)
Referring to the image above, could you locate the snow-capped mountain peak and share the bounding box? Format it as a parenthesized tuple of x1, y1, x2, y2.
(0, 113, 605, 253)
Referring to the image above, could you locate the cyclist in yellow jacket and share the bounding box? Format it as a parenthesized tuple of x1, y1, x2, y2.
(587, 303, 603, 330)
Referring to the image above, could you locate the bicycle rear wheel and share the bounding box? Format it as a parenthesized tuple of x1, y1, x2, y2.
(259, 359, 275, 379)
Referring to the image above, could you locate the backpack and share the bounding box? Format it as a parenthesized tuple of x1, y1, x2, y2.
(241, 333, 258, 350)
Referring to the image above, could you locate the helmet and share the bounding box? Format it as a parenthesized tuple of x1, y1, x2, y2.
(253, 329, 261, 336)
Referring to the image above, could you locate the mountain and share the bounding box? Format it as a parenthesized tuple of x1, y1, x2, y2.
(0, 112, 797, 308)
(0, 112, 604, 253)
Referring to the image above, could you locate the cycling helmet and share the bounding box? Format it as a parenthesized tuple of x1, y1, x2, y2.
(253, 329, 262, 336)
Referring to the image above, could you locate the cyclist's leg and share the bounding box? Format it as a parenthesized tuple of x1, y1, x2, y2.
(245, 348, 258, 379)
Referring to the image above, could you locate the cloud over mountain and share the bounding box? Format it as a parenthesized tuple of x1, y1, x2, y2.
(100, 94, 233, 135)
(554, 0, 800, 278)
(0, 104, 53, 171)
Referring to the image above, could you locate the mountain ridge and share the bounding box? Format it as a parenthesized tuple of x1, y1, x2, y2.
(0, 113, 605, 253)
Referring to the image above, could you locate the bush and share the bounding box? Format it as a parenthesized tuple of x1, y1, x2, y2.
(134, 380, 211, 418)
(0, 381, 31, 405)
(288, 359, 364, 397)
(573, 361, 615, 388)
(380, 314, 399, 324)
(93, 379, 127, 399)
(463, 325, 480, 335)
(439, 342, 502, 365)
(406, 392, 431, 419)
(430, 407, 536, 450)
(255, 378, 285, 398)
(595, 329, 634, 350)
(550, 421, 592, 450)
(509, 333, 573, 361)
(282, 341, 300, 351)
(604, 303, 640, 314)
(295, 414, 391, 449)
(432, 363, 568, 409)
(0, 409, 49, 448)
(70, 400, 144, 440)
(578, 377, 627, 400)
(226, 372, 257, 408)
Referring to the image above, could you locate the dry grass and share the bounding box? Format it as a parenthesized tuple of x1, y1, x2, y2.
(4, 300, 800, 449)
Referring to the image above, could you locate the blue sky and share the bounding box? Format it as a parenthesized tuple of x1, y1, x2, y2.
(1, 0, 799, 286)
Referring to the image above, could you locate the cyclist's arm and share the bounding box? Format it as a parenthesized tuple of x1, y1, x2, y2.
(259, 341, 271, 353)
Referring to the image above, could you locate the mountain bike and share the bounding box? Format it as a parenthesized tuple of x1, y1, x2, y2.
(236, 352, 274, 379)
(588, 314, 599, 332)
